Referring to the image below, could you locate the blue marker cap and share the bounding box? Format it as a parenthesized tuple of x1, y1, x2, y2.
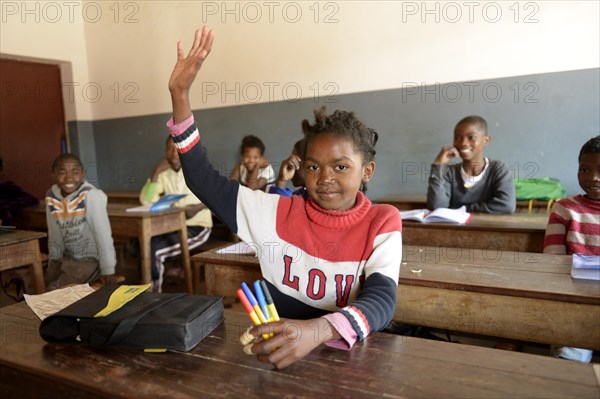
(253, 280, 270, 321)
(241, 282, 258, 307)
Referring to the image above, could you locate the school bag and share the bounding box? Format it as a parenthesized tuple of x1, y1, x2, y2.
(39, 284, 224, 352)
(514, 178, 566, 200)
(514, 178, 566, 213)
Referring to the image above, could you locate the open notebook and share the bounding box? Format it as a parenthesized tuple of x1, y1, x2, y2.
(400, 206, 472, 224)
(126, 194, 187, 213)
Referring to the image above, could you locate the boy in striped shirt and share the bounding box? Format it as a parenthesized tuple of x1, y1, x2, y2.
(543, 135, 599, 363)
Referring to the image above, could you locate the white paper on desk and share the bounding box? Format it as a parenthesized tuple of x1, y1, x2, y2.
(216, 242, 256, 255)
(24, 284, 96, 321)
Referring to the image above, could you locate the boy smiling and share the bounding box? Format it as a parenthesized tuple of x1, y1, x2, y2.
(427, 115, 516, 213)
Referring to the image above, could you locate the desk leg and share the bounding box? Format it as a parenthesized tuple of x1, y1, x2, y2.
(140, 219, 152, 284)
(28, 240, 46, 294)
(178, 218, 193, 293)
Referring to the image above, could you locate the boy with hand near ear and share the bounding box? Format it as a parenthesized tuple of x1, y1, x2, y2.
(427, 115, 515, 213)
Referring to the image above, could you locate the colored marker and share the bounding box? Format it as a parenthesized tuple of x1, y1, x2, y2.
(238, 285, 270, 340)
(241, 282, 268, 324)
(253, 280, 270, 321)
(260, 280, 280, 322)
(236, 288, 261, 326)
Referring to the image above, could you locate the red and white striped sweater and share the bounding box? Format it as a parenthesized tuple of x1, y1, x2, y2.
(543, 195, 600, 255)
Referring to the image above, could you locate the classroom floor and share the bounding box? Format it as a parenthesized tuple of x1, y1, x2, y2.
(1, 242, 597, 364)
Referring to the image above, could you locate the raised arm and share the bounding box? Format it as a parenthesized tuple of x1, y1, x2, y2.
(168, 26, 214, 123)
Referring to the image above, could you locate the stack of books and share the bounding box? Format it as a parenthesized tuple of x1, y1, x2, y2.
(571, 254, 600, 281)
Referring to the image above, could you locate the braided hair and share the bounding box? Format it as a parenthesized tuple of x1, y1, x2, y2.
(301, 106, 378, 192)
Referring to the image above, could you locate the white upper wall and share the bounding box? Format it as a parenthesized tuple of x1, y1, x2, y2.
(2, 1, 598, 121)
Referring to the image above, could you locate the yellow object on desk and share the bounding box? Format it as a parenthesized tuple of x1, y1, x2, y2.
(94, 284, 152, 317)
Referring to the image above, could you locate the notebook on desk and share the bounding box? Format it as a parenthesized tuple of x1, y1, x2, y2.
(571, 254, 600, 281)
(126, 194, 187, 213)
(400, 206, 472, 224)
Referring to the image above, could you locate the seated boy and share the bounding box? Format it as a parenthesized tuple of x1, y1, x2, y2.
(267, 139, 306, 197)
(45, 154, 122, 290)
(427, 116, 515, 213)
(140, 136, 212, 292)
(543, 135, 600, 363)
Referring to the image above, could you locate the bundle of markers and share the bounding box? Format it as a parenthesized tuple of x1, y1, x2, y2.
(237, 280, 279, 345)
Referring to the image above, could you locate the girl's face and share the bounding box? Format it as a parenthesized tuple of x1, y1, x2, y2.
(53, 159, 84, 197)
(242, 146, 262, 170)
(304, 134, 374, 211)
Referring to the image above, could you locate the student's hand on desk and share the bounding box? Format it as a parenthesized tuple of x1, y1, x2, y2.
(433, 146, 460, 165)
(247, 317, 340, 369)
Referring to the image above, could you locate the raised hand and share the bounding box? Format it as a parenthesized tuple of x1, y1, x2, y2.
(169, 26, 214, 95)
(169, 26, 214, 123)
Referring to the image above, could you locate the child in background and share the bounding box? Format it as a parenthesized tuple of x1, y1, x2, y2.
(230, 135, 275, 190)
(543, 135, 599, 363)
(167, 27, 402, 369)
(427, 116, 516, 213)
(45, 154, 123, 290)
(139, 136, 213, 292)
(267, 139, 306, 197)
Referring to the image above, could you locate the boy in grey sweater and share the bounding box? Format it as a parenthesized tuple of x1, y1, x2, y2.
(45, 154, 123, 290)
(426, 116, 515, 213)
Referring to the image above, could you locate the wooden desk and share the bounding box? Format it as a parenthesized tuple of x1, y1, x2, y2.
(107, 204, 192, 292)
(0, 230, 46, 294)
(12, 204, 192, 292)
(375, 194, 556, 214)
(1, 302, 598, 398)
(399, 246, 600, 350)
(402, 213, 548, 252)
(192, 244, 600, 349)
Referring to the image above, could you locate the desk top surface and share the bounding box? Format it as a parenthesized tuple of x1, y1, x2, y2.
(402, 212, 548, 231)
(0, 302, 598, 399)
(0, 229, 46, 246)
(194, 244, 600, 305)
(106, 203, 184, 218)
(376, 194, 555, 207)
(20, 203, 184, 218)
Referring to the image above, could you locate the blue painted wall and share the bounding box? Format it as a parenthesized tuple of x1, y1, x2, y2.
(79, 68, 599, 200)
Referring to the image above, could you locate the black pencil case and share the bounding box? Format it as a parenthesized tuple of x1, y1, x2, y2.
(39, 285, 224, 352)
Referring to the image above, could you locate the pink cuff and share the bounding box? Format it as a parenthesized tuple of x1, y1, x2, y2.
(166, 114, 195, 136)
(322, 312, 357, 350)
